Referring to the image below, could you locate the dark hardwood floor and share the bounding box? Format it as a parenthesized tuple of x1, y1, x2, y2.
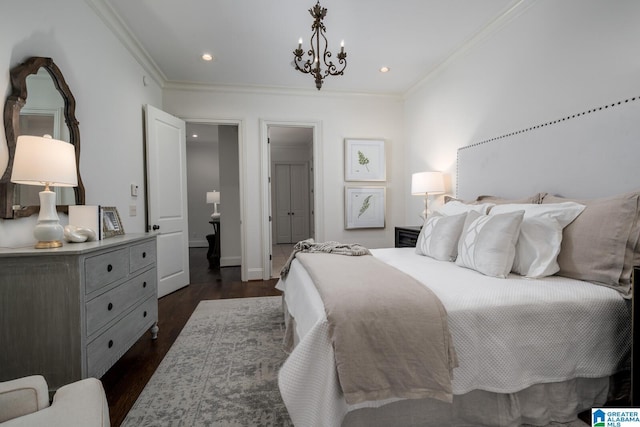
(100, 248, 281, 427)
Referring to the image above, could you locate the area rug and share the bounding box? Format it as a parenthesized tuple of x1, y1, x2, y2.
(122, 296, 293, 427)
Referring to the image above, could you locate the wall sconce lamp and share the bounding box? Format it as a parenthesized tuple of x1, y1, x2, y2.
(11, 135, 78, 248)
(206, 191, 220, 219)
(411, 171, 445, 220)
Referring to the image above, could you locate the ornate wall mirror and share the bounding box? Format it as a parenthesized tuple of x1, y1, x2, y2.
(0, 57, 85, 218)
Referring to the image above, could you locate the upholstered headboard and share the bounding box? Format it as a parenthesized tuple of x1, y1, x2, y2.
(457, 96, 640, 201)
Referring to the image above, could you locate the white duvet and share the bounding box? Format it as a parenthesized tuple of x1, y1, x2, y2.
(277, 248, 630, 426)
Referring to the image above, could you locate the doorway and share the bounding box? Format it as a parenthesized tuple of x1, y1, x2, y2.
(185, 121, 242, 280)
(268, 125, 314, 277)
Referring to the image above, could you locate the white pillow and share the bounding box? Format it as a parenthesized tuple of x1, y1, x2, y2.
(436, 200, 496, 216)
(456, 210, 524, 278)
(489, 202, 585, 278)
(415, 212, 467, 261)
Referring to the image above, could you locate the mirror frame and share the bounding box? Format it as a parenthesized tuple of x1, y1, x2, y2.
(0, 57, 85, 219)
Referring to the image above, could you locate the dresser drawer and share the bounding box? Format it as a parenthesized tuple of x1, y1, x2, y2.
(130, 240, 156, 273)
(87, 295, 158, 378)
(85, 268, 157, 337)
(85, 248, 129, 293)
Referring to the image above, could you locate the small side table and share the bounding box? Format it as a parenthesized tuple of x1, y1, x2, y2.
(207, 218, 221, 268)
(394, 226, 422, 248)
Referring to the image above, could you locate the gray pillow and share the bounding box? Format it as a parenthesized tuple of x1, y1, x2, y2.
(455, 210, 525, 278)
(543, 192, 640, 297)
(415, 212, 467, 261)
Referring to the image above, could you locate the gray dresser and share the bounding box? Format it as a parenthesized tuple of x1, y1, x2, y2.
(0, 234, 158, 392)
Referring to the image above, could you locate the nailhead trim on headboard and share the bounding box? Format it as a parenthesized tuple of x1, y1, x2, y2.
(456, 95, 640, 196)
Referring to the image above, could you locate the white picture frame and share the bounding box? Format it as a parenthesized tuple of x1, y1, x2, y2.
(344, 138, 386, 181)
(344, 186, 386, 229)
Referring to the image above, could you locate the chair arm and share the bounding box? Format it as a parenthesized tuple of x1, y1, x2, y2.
(0, 375, 49, 423)
(0, 378, 109, 427)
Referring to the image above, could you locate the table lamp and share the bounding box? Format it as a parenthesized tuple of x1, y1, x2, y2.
(206, 191, 220, 219)
(411, 171, 445, 220)
(11, 135, 78, 248)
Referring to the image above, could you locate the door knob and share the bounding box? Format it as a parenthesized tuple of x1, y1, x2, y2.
(152, 224, 160, 230)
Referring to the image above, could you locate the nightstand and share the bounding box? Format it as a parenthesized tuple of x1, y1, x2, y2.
(394, 226, 422, 248)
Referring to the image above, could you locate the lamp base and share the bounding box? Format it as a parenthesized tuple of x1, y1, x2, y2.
(33, 190, 64, 249)
(35, 239, 64, 249)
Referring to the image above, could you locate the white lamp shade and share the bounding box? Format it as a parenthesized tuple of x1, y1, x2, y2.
(11, 135, 78, 187)
(411, 171, 445, 195)
(206, 191, 220, 204)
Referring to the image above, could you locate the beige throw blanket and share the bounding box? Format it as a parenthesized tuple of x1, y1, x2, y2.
(280, 238, 371, 279)
(296, 252, 458, 405)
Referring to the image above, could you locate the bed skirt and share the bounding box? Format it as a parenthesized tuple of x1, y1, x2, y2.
(282, 300, 627, 427)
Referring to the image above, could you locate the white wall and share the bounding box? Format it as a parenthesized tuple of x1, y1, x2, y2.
(164, 89, 404, 279)
(403, 0, 640, 225)
(0, 0, 162, 247)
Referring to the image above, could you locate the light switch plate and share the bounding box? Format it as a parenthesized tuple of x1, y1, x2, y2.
(129, 205, 137, 216)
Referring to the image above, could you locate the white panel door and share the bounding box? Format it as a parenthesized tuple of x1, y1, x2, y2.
(274, 164, 292, 244)
(274, 162, 310, 244)
(289, 163, 310, 242)
(145, 104, 190, 298)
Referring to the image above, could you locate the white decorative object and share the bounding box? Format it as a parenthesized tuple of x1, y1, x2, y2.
(10, 135, 78, 248)
(63, 225, 97, 243)
(69, 205, 101, 240)
(206, 191, 220, 219)
(411, 171, 445, 220)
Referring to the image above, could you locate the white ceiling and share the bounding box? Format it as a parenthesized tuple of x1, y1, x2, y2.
(101, 0, 519, 95)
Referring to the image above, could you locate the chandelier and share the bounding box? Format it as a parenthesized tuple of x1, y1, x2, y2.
(293, 0, 347, 90)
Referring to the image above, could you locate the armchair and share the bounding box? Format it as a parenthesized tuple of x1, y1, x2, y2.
(0, 375, 109, 426)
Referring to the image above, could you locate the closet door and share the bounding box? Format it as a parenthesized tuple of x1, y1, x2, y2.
(274, 163, 310, 244)
(275, 164, 292, 243)
(289, 164, 310, 243)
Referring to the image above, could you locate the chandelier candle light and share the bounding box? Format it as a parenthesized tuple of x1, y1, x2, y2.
(293, 0, 347, 90)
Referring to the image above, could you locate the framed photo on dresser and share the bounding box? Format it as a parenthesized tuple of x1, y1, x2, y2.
(102, 206, 125, 238)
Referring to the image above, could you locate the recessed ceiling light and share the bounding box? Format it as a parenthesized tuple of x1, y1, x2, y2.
(202, 53, 213, 61)
(379, 66, 390, 73)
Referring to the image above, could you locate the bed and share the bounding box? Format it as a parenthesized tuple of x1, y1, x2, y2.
(276, 96, 640, 427)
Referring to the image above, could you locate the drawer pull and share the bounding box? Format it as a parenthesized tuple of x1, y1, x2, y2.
(108, 340, 114, 348)
(142, 252, 147, 258)
(107, 302, 113, 311)
(143, 311, 147, 318)
(143, 281, 147, 288)
(107, 264, 113, 272)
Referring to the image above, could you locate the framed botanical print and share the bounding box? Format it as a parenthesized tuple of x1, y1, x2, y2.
(344, 138, 386, 181)
(344, 186, 386, 229)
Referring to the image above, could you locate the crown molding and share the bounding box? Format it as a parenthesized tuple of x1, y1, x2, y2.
(163, 80, 404, 100)
(84, 0, 167, 88)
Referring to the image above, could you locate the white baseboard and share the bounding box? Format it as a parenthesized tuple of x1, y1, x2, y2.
(220, 256, 241, 267)
(247, 267, 264, 281)
(189, 239, 208, 248)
